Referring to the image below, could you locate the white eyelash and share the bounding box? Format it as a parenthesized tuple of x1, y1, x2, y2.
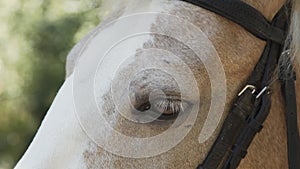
(153, 99, 184, 114)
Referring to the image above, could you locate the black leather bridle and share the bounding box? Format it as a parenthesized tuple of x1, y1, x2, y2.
(180, 0, 300, 169)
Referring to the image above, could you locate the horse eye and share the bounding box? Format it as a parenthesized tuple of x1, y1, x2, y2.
(132, 96, 192, 121)
(142, 98, 191, 121)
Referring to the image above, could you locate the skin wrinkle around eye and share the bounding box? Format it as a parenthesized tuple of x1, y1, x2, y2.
(99, 39, 211, 135)
(128, 68, 182, 113)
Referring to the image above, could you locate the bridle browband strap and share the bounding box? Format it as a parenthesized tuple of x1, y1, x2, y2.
(180, 0, 300, 169)
(181, 0, 286, 44)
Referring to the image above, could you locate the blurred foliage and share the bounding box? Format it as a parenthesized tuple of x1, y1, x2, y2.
(0, 0, 104, 168)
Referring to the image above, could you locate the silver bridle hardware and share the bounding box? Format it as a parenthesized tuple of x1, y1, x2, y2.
(238, 85, 256, 96)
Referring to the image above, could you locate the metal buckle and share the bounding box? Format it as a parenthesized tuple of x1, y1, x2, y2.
(238, 85, 270, 99)
(238, 85, 256, 96)
(256, 86, 270, 99)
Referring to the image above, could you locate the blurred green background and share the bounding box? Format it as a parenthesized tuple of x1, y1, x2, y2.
(0, 0, 106, 168)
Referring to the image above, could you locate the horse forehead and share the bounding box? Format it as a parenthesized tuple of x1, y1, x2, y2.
(65, 0, 221, 78)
